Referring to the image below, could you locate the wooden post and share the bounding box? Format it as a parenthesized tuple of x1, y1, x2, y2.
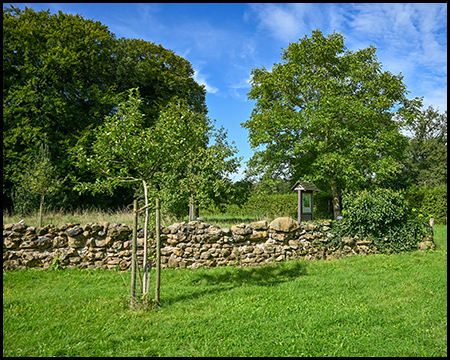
(297, 189, 302, 223)
(311, 192, 314, 221)
(142, 180, 149, 296)
(155, 198, 161, 306)
(430, 217, 435, 239)
(130, 199, 138, 309)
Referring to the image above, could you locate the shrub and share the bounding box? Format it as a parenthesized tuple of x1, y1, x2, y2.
(404, 184, 447, 225)
(339, 188, 432, 253)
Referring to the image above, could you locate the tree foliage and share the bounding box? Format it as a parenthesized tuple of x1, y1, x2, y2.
(112, 38, 207, 126)
(3, 5, 118, 211)
(405, 184, 447, 225)
(403, 106, 447, 187)
(72, 88, 240, 217)
(3, 6, 210, 213)
(339, 188, 432, 253)
(242, 30, 421, 218)
(13, 143, 65, 221)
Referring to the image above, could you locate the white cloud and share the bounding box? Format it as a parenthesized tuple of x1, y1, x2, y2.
(230, 164, 247, 183)
(227, 75, 252, 100)
(247, 3, 312, 43)
(343, 3, 447, 111)
(347, 3, 446, 68)
(193, 68, 219, 94)
(230, 76, 252, 90)
(324, 4, 350, 34)
(422, 87, 448, 113)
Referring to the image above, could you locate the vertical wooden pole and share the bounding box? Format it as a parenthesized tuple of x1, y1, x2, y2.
(130, 199, 138, 309)
(311, 192, 314, 221)
(142, 180, 149, 296)
(430, 217, 435, 239)
(155, 198, 161, 306)
(297, 189, 302, 223)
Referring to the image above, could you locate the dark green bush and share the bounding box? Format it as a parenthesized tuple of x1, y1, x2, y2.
(404, 184, 447, 225)
(339, 188, 432, 253)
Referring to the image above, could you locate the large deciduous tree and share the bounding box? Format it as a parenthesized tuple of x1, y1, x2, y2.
(3, 6, 208, 212)
(112, 38, 207, 126)
(3, 5, 118, 211)
(242, 30, 421, 219)
(403, 106, 447, 187)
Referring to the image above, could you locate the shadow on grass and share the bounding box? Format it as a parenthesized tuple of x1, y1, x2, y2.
(190, 260, 308, 286)
(160, 261, 308, 307)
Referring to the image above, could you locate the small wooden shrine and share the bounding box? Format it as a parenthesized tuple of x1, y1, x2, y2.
(291, 181, 320, 223)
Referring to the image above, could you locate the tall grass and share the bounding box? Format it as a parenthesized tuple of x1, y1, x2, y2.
(3, 226, 447, 356)
(2, 208, 274, 229)
(3, 207, 134, 227)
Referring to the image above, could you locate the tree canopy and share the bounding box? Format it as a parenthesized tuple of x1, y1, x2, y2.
(3, 5, 226, 214)
(72, 88, 240, 216)
(242, 30, 422, 218)
(403, 106, 447, 187)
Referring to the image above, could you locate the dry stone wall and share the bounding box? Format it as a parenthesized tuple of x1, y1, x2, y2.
(3, 217, 432, 271)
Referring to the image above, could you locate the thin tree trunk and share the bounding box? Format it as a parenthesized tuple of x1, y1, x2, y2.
(330, 182, 342, 220)
(38, 193, 45, 228)
(189, 194, 195, 222)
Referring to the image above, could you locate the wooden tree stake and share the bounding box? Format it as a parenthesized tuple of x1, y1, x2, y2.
(130, 199, 138, 309)
(155, 198, 161, 306)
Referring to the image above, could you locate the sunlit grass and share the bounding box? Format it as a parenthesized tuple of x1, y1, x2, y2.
(3, 208, 274, 229)
(3, 207, 134, 227)
(3, 226, 447, 357)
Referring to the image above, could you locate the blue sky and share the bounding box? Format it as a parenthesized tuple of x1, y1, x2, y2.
(7, 3, 447, 181)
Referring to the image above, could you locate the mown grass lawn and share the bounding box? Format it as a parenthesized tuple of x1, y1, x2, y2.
(3, 225, 447, 357)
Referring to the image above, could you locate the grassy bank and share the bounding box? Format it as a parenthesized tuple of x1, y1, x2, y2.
(3, 208, 136, 228)
(3, 226, 447, 357)
(2, 209, 273, 229)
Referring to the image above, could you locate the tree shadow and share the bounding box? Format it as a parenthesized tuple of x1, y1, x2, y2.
(160, 261, 308, 307)
(190, 260, 308, 286)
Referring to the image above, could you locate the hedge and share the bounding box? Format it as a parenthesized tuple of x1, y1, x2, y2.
(404, 184, 447, 225)
(204, 184, 447, 225)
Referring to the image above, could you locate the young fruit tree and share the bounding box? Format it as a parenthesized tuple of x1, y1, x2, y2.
(242, 29, 422, 219)
(72, 88, 240, 301)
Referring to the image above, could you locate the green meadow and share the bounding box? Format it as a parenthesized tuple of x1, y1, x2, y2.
(3, 225, 447, 357)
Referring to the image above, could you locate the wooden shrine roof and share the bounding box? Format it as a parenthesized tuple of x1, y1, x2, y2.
(291, 181, 320, 192)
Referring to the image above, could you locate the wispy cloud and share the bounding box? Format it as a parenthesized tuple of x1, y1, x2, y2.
(248, 3, 446, 72)
(345, 3, 447, 110)
(347, 3, 446, 66)
(193, 68, 219, 94)
(247, 3, 313, 43)
(228, 75, 252, 100)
